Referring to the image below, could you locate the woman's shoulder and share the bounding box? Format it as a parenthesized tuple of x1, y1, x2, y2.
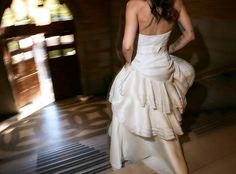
(126, 0, 147, 13)
(126, 0, 146, 8)
(173, 0, 184, 12)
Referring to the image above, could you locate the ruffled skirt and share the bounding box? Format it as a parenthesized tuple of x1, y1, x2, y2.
(108, 55, 195, 173)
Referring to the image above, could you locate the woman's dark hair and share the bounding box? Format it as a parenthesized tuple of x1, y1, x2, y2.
(149, 0, 179, 22)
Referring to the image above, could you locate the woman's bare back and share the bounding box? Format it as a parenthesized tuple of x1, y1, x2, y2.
(135, 0, 176, 35)
(122, 0, 194, 65)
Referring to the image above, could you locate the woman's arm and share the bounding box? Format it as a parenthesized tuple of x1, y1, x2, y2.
(122, 1, 138, 68)
(169, 0, 195, 54)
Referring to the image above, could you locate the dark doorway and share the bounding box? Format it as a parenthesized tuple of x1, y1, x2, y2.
(45, 28, 82, 100)
(2, 21, 82, 107)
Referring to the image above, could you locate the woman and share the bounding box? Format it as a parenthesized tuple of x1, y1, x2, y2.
(108, 0, 195, 173)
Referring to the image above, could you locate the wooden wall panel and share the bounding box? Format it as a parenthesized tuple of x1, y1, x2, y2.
(110, 0, 127, 72)
(185, 0, 236, 20)
(173, 18, 236, 75)
(0, 44, 18, 116)
(67, 0, 114, 95)
(178, 0, 236, 77)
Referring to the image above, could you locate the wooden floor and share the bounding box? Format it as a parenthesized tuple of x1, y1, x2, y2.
(0, 70, 236, 174)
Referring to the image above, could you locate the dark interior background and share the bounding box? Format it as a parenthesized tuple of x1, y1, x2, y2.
(0, 0, 236, 115)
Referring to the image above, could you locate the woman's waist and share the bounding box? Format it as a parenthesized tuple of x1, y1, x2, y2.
(133, 53, 171, 64)
(136, 44, 168, 54)
(131, 58, 175, 81)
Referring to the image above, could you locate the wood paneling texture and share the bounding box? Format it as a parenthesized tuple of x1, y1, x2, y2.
(69, 0, 115, 95)
(184, 0, 236, 20)
(0, 47, 18, 116)
(10, 57, 41, 108)
(179, 0, 236, 77)
(110, 0, 127, 72)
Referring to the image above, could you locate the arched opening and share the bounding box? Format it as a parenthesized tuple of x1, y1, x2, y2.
(0, 0, 82, 116)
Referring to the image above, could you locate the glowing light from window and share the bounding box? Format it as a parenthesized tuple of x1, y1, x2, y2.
(31, 34, 45, 44)
(34, 7, 51, 26)
(1, 0, 73, 27)
(11, 0, 27, 21)
(60, 34, 74, 44)
(12, 53, 24, 64)
(45, 36, 60, 46)
(19, 37, 33, 49)
(24, 51, 34, 60)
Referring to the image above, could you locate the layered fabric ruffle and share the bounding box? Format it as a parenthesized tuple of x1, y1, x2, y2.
(109, 116, 189, 173)
(108, 31, 194, 173)
(108, 55, 195, 140)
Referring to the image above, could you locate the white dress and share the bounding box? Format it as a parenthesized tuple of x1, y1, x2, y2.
(108, 30, 195, 174)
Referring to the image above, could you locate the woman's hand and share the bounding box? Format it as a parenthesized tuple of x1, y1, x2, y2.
(169, 0, 195, 53)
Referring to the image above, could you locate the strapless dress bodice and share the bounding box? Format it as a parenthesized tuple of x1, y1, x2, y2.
(131, 30, 174, 81)
(136, 30, 171, 54)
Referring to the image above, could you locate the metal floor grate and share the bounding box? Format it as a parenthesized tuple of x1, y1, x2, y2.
(37, 142, 110, 174)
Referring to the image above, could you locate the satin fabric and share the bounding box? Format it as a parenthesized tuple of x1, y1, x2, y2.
(108, 31, 195, 174)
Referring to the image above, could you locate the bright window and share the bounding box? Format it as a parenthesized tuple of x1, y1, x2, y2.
(1, 0, 73, 27)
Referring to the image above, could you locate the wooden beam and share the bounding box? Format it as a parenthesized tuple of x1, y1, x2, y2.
(1, 21, 75, 38)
